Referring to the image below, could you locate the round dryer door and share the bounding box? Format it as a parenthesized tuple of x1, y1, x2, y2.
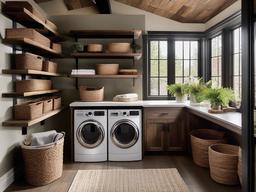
(77, 120, 104, 148)
(111, 120, 139, 149)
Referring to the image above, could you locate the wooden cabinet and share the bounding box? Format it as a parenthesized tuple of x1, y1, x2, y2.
(144, 108, 185, 152)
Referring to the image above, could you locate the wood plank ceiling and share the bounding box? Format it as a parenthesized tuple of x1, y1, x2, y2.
(114, 0, 238, 23)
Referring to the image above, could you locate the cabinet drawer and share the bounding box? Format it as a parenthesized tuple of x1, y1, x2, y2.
(144, 108, 182, 122)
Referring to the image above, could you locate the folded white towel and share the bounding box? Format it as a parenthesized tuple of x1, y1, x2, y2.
(71, 69, 95, 75)
(24, 130, 61, 146)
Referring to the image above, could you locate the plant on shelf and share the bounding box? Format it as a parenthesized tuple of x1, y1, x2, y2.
(204, 87, 235, 112)
(167, 83, 189, 102)
(188, 78, 212, 105)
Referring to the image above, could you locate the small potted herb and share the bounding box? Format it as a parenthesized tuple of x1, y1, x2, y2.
(167, 83, 189, 102)
(204, 87, 235, 112)
(188, 79, 211, 105)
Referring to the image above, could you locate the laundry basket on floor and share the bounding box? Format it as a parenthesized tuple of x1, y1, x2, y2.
(21, 133, 64, 186)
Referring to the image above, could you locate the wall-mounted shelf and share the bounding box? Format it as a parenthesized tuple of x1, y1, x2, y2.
(2, 69, 61, 77)
(69, 74, 142, 79)
(2, 38, 62, 58)
(2, 89, 60, 98)
(70, 29, 142, 39)
(71, 52, 142, 59)
(2, 6, 59, 37)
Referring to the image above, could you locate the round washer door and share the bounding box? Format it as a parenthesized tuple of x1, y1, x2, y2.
(111, 119, 139, 149)
(76, 120, 104, 148)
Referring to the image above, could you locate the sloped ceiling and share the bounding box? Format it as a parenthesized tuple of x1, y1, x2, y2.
(114, 0, 238, 23)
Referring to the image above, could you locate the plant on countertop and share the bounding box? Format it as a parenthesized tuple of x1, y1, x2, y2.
(188, 78, 212, 104)
(167, 83, 189, 102)
(204, 87, 235, 110)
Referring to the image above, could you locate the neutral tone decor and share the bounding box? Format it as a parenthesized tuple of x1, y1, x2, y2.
(15, 79, 52, 93)
(14, 53, 43, 71)
(87, 44, 103, 52)
(79, 86, 104, 102)
(96, 64, 119, 75)
(68, 168, 189, 192)
(15, 100, 43, 120)
(107, 42, 131, 53)
(208, 144, 239, 185)
(190, 129, 226, 168)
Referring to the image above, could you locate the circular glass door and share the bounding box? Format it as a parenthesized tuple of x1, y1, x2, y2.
(111, 120, 139, 149)
(77, 120, 104, 148)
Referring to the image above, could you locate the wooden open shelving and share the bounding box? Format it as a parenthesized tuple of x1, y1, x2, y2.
(2, 69, 62, 77)
(71, 52, 142, 59)
(2, 89, 60, 98)
(2, 6, 59, 37)
(2, 38, 62, 58)
(69, 74, 142, 79)
(2, 108, 63, 127)
(70, 29, 142, 39)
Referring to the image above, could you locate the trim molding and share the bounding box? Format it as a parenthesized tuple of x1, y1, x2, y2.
(0, 169, 14, 192)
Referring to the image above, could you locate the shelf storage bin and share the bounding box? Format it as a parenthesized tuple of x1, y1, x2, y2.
(107, 43, 131, 53)
(14, 53, 43, 71)
(87, 44, 103, 52)
(51, 43, 62, 53)
(6, 28, 51, 48)
(43, 98, 53, 114)
(190, 129, 226, 168)
(52, 96, 61, 110)
(209, 144, 239, 185)
(96, 64, 119, 75)
(79, 86, 104, 102)
(15, 80, 52, 93)
(21, 133, 64, 186)
(14, 100, 43, 120)
(43, 60, 58, 73)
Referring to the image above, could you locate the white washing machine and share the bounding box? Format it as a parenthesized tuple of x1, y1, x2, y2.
(74, 109, 107, 162)
(108, 109, 142, 161)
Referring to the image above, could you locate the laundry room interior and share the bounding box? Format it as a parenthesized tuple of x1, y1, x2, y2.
(0, 0, 255, 192)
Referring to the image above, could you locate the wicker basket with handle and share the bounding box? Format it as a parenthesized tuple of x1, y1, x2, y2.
(209, 144, 239, 185)
(79, 86, 104, 102)
(21, 133, 65, 186)
(190, 129, 227, 168)
(15, 80, 52, 93)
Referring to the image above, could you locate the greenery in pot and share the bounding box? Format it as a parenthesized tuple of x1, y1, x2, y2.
(204, 87, 235, 110)
(188, 78, 212, 104)
(167, 83, 189, 102)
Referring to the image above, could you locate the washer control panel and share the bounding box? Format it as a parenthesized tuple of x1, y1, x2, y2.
(110, 110, 140, 117)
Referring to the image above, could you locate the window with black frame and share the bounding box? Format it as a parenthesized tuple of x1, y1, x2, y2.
(210, 35, 222, 87)
(232, 27, 242, 100)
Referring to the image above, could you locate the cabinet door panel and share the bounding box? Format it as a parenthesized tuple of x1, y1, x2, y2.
(145, 121, 164, 151)
(166, 121, 185, 151)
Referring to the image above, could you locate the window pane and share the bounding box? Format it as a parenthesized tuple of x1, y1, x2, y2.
(191, 60, 198, 77)
(175, 77, 182, 84)
(211, 38, 217, 57)
(184, 60, 190, 76)
(159, 60, 167, 76)
(184, 41, 190, 59)
(160, 78, 168, 95)
(211, 35, 222, 87)
(211, 58, 218, 76)
(150, 60, 158, 76)
(150, 41, 158, 59)
(175, 41, 183, 59)
(159, 41, 167, 59)
(191, 41, 198, 59)
(233, 54, 240, 75)
(175, 60, 183, 76)
(150, 78, 158, 95)
(234, 28, 240, 53)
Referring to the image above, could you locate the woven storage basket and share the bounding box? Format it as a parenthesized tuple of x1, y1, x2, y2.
(42, 98, 53, 114)
(79, 86, 104, 102)
(209, 144, 239, 185)
(96, 64, 119, 75)
(238, 146, 242, 184)
(21, 134, 64, 186)
(6, 28, 50, 48)
(190, 129, 226, 168)
(52, 96, 61, 110)
(43, 60, 58, 73)
(87, 44, 103, 52)
(14, 100, 43, 120)
(51, 43, 62, 53)
(14, 53, 43, 71)
(16, 80, 52, 93)
(107, 43, 131, 53)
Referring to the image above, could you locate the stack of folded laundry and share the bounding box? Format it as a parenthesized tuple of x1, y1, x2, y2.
(71, 69, 95, 75)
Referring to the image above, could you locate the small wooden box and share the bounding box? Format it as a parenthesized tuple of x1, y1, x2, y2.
(51, 43, 62, 53)
(14, 53, 43, 71)
(43, 60, 57, 73)
(43, 98, 53, 114)
(6, 28, 51, 48)
(14, 100, 43, 120)
(15, 80, 52, 93)
(53, 96, 61, 110)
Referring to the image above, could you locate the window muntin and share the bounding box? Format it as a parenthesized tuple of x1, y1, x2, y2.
(233, 27, 242, 100)
(175, 41, 199, 83)
(211, 35, 222, 87)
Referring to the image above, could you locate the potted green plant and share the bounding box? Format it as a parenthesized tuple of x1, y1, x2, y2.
(167, 83, 189, 102)
(188, 79, 212, 105)
(204, 87, 235, 112)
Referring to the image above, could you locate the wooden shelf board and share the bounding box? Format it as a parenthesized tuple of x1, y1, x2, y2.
(2, 38, 62, 57)
(71, 52, 142, 59)
(70, 29, 142, 39)
(2, 108, 63, 127)
(2, 6, 59, 37)
(69, 74, 142, 79)
(2, 69, 61, 77)
(2, 89, 60, 97)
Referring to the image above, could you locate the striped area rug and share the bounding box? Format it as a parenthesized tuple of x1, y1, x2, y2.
(68, 168, 189, 192)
